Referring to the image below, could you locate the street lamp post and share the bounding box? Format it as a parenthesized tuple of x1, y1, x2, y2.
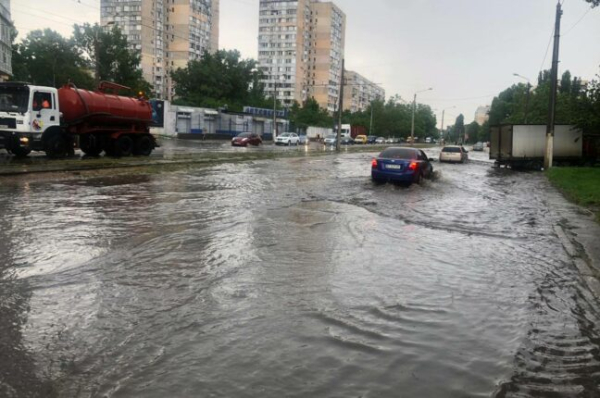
(513, 73, 531, 124)
(410, 88, 433, 145)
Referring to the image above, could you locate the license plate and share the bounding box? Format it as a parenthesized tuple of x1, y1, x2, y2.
(386, 164, 402, 170)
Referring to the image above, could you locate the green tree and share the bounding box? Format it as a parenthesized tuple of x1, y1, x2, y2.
(289, 97, 333, 130)
(466, 121, 480, 143)
(489, 69, 600, 134)
(454, 114, 465, 143)
(11, 29, 94, 89)
(171, 49, 268, 111)
(73, 23, 151, 95)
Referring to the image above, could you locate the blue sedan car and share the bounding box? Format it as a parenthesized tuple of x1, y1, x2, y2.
(371, 147, 434, 185)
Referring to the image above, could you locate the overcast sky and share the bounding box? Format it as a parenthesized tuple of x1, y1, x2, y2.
(13, 0, 600, 126)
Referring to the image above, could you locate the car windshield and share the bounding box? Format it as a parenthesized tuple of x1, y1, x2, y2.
(237, 133, 251, 138)
(378, 148, 418, 160)
(0, 86, 30, 113)
(280, 133, 290, 137)
(326, 135, 336, 139)
(442, 147, 461, 153)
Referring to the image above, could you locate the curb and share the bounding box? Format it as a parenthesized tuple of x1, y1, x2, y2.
(554, 225, 600, 298)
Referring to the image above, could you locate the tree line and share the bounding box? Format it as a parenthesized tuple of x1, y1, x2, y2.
(11, 25, 438, 138)
(487, 69, 600, 135)
(12, 24, 150, 94)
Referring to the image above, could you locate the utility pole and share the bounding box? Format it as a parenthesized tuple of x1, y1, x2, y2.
(336, 59, 345, 152)
(525, 83, 531, 124)
(410, 88, 433, 146)
(441, 109, 445, 143)
(273, 79, 278, 143)
(410, 93, 416, 146)
(369, 101, 374, 136)
(440, 106, 455, 145)
(95, 28, 100, 87)
(545, 1, 562, 170)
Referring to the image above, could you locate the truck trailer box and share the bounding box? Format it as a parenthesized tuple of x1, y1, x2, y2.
(491, 124, 582, 164)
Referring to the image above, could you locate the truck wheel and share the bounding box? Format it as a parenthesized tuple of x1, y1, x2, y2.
(11, 147, 31, 158)
(45, 134, 68, 158)
(80, 135, 103, 157)
(113, 135, 133, 157)
(133, 135, 153, 156)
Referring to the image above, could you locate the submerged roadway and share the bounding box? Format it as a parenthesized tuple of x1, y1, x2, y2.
(1, 141, 600, 397)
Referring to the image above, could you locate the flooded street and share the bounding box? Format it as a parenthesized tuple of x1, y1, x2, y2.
(2, 149, 600, 397)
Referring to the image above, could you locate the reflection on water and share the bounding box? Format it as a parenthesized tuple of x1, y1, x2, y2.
(1, 152, 600, 397)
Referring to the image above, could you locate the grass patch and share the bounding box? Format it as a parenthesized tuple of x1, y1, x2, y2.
(547, 167, 600, 222)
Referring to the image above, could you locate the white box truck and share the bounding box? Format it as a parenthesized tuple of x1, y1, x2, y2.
(490, 124, 583, 169)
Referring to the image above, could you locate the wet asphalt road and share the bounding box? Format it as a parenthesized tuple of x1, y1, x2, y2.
(1, 147, 600, 397)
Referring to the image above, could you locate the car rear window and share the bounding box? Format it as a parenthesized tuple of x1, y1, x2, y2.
(442, 147, 461, 153)
(237, 133, 251, 138)
(379, 148, 418, 160)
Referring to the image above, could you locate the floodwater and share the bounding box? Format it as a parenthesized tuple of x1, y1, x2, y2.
(1, 149, 600, 397)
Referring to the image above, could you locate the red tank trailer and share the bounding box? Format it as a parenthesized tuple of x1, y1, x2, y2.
(57, 82, 156, 157)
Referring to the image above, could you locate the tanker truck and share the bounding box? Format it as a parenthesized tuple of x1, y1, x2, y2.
(0, 81, 157, 158)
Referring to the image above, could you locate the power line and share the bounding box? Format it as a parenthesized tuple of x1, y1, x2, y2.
(427, 93, 496, 102)
(563, 6, 593, 36)
(70, 0, 99, 11)
(13, 5, 89, 26)
(539, 26, 555, 75)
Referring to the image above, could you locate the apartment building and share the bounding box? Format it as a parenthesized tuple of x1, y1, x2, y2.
(474, 105, 490, 126)
(258, 0, 312, 106)
(307, 1, 345, 113)
(257, 0, 345, 113)
(101, 0, 219, 99)
(342, 70, 385, 113)
(0, 0, 12, 81)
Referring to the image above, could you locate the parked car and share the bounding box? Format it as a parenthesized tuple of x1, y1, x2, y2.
(472, 142, 484, 151)
(341, 137, 354, 145)
(367, 135, 378, 144)
(324, 134, 337, 146)
(232, 132, 262, 147)
(298, 135, 308, 145)
(439, 145, 469, 163)
(376, 137, 386, 144)
(371, 147, 434, 185)
(276, 132, 300, 146)
(354, 135, 368, 144)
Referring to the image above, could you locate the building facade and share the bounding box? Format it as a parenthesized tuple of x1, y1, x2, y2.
(342, 70, 385, 113)
(0, 0, 12, 81)
(475, 105, 490, 126)
(307, 1, 345, 113)
(257, 0, 346, 113)
(101, 0, 219, 99)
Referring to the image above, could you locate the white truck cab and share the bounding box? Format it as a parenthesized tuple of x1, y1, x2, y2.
(0, 83, 61, 157)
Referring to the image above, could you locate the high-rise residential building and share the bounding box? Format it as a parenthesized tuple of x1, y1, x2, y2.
(258, 0, 345, 113)
(101, 0, 219, 99)
(258, 0, 312, 107)
(307, 1, 345, 113)
(475, 105, 490, 126)
(342, 70, 385, 113)
(0, 0, 12, 81)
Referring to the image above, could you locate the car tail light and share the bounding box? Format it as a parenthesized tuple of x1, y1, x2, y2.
(409, 162, 418, 170)
(371, 159, 378, 168)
